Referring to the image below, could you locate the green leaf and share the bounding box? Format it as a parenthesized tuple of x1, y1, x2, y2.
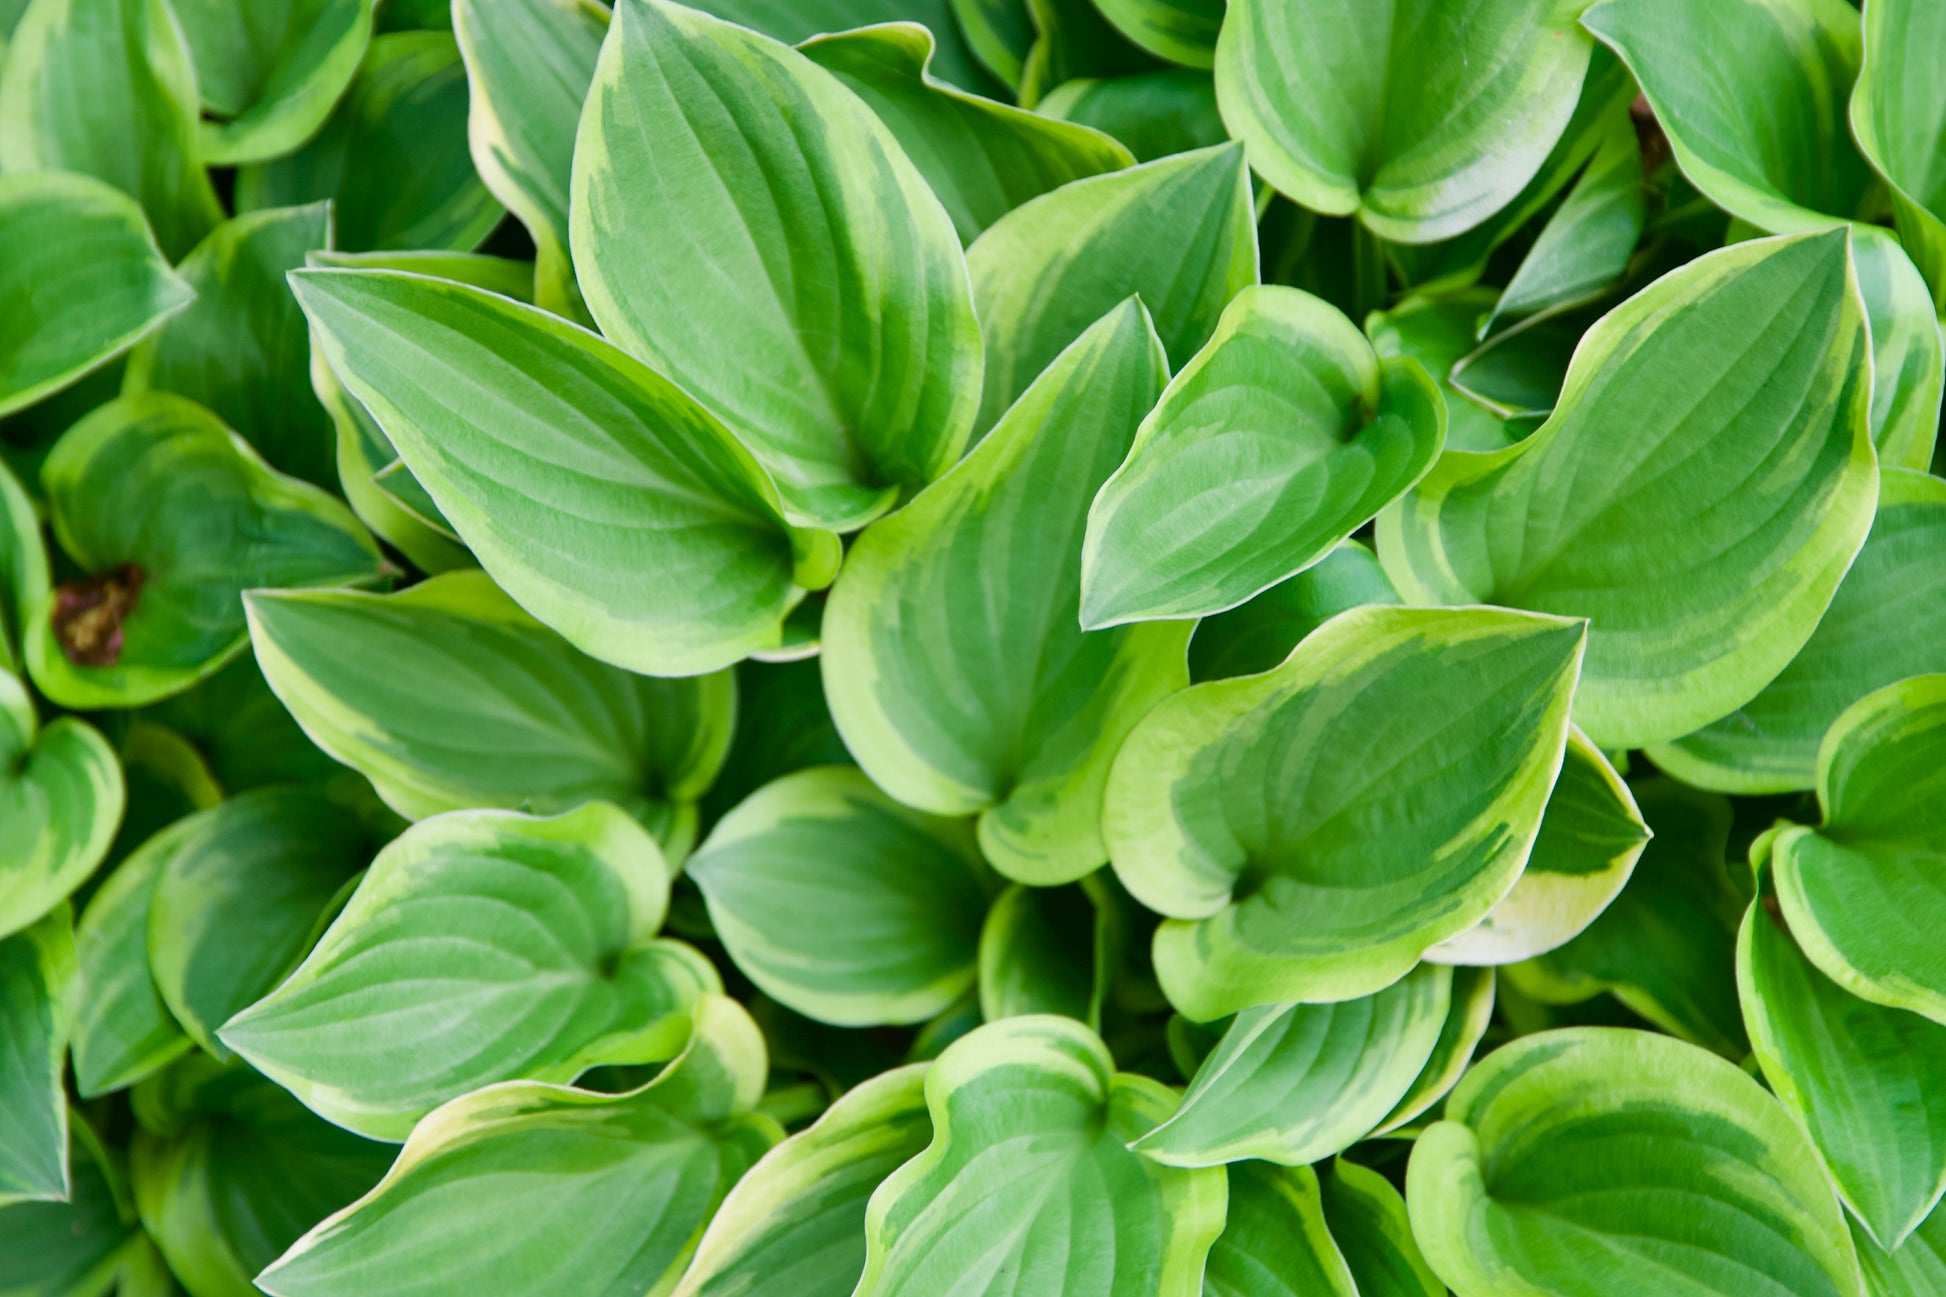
(146, 653, 343, 796)
(1741, 893, 1946, 1250)
(0, 1118, 136, 1297)
(1377, 230, 1877, 749)
(173, 0, 378, 165)
(1034, 69, 1226, 163)
(1366, 290, 1527, 453)
(0, 453, 46, 674)
(571, 0, 982, 532)
(1319, 1156, 1445, 1297)
(1014, 0, 1160, 107)
(1106, 604, 1582, 1019)
(1511, 778, 1749, 1056)
(1090, 0, 1221, 69)
(672, 1063, 932, 1297)
(129, 1055, 392, 1297)
(220, 802, 718, 1141)
(1771, 676, 1946, 1025)
(1649, 470, 1946, 793)
(452, 0, 604, 321)
(290, 267, 838, 676)
(0, 908, 72, 1205)
(1185, 539, 1399, 684)
(1408, 1026, 1866, 1297)
(0, 172, 190, 421)
(236, 32, 503, 252)
(1427, 728, 1649, 965)
(147, 789, 366, 1060)
(1133, 962, 1449, 1167)
(690, 767, 991, 1027)
(698, 657, 854, 826)
(799, 22, 1132, 245)
(822, 300, 1188, 886)
(694, 0, 998, 94)
(949, 0, 1032, 90)
(0, 0, 222, 258)
(24, 393, 383, 710)
(854, 1015, 1226, 1297)
(1856, 1201, 1946, 1297)
(71, 822, 195, 1099)
(1852, 226, 1944, 472)
(123, 202, 339, 489)
(1851, 0, 1946, 309)
(1215, 0, 1593, 242)
(246, 572, 735, 857)
(1081, 283, 1444, 627)
(965, 142, 1255, 433)
(0, 672, 124, 941)
(977, 874, 1118, 1027)
(1373, 964, 1495, 1136)
(255, 996, 782, 1297)
(1582, 0, 1875, 234)
(1202, 1161, 1357, 1297)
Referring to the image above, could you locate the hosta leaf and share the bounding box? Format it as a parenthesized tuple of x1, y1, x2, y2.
(1012, 0, 1158, 107)
(977, 875, 1117, 1027)
(1185, 539, 1399, 683)
(1377, 230, 1876, 749)
(1215, 0, 1593, 243)
(695, 0, 996, 93)
(236, 32, 502, 252)
(173, 0, 378, 165)
(947, 0, 1031, 89)
(571, 0, 982, 532)
(220, 802, 718, 1141)
(854, 1015, 1226, 1297)
(1741, 893, 1946, 1251)
(1851, 0, 1946, 309)
(246, 573, 735, 856)
(105, 721, 221, 869)
(255, 996, 782, 1297)
(147, 789, 367, 1060)
(672, 1063, 932, 1297)
(1373, 964, 1495, 1135)
(1771, 676, 1946, 1024)
(70, 822, 195, 1098)
(1034, 69, 1226, 163)
(0, 172, 190, 421)
(1203, 1161, 1357, 1297)
(1133, 961, 1449, 1167)
(452, 0, 605, 321)
(822, 301, 1188, 886)
(0, 908, 72, 1205)
(1106, 604, 1582, 1019)
(1408, 1027, 1866, 1297)
(147, 652, 344, 796)
(1650, 470, 1946, 793)
(0, 672, 123, 940)
(690, 767, 991, 1027)
(1082, 283, 1443, 627)
(799, 22, 1131, 245)
(1512, 779, 1748, 1056)
(0, 1119, 136, 1297)
(291, 268, 838, 676)
(24, 393, 383, 710)
(1581, 0, 1875, 234)
(699, 657, 853, 825)
(0, 0, 222, 258)
(1091, 0, 1220, 69)
(1856, 1203, 1946, 1297)
(130, 1055, 392, 1297)
(1851, 227, 1943, 473)
(1427, 728, 1648, 965)
(0, 448, 45, 675)
(965, 142, 1255, 432)
(1366, 290, 1526, 453)
(123, 202, 338, 489)
(1319, 1156, 1445, 1297)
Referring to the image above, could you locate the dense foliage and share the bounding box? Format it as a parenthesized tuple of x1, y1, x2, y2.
(1, 0, 1943, 1294)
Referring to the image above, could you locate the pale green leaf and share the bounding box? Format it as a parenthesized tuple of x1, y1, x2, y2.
(822, 301, 1189, 886)
(174, 0, 377, 165)
(1408, 1027, 1866, 1297)
(1850, 0, 1946, 309)
(965, 142, 1255, 432)
(290, 268, 838, 676)
(690, 767, 991, 1027)
(1377, 230, 1876, 749)
(0, 908, 73, 1205)
(571, 0, 982, 531)
(1856, 1201, 1946, 1297)
(0, 673, 124, 940)
(70, 822, 195, 1098)
(220, 802, 718, 1141)
(1372, 964, 1495, 1135)
(1082, 283, 1443, 627)
(1851, 226, 1943, 472)
(1202, 1161, 1357, 1297)
(1106, 604, 1582, 1019)
(854, 1015, 1227, 1297)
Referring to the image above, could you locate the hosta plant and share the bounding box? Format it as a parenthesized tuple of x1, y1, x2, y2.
(0, 0, 1943, 1295)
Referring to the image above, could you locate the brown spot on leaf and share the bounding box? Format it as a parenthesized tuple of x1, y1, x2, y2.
(52, 563, 143, 667)
(1630, 94, 1670, 178)
(1761, 892, 1790, 935)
